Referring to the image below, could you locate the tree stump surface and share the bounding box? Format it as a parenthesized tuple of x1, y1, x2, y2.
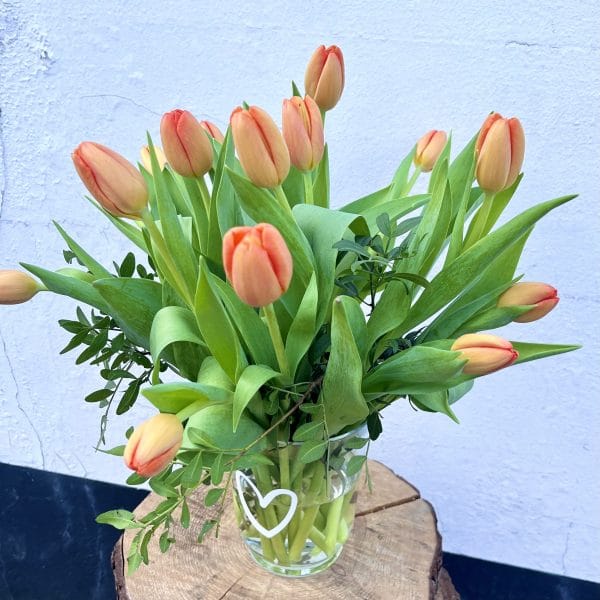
(112, 460, 459, 599)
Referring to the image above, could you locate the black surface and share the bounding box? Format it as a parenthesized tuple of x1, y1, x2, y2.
(0, 462, 598, 600)
(0, 462, 146, 600)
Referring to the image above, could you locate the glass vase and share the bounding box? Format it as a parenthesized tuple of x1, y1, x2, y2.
(233, 424, 368, 577)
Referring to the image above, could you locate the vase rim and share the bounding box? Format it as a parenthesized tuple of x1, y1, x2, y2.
(279, 421, 368, 447)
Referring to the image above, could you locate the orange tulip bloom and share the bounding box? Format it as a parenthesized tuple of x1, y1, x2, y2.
(498, 282, 559, 323)
(451, 333, 518, 376)
(304, 45, 345, 111)
(282, 95, 324, 172)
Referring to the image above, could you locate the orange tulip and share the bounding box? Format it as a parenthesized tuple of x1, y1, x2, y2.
(498, 282, 559, 323)
(282, 95, 324, 172)
(475, 113, 525, 193)
(200, 120, 225, 143)
(451, 333, 518, 376)
(72, 142, 148, 218)
(140, 145, 167, 172)
(0, 270, 41, 305)
(123, 414, 183, 478)
(222, 223, 293, 307)
(304, 45, 345, 111)
(230, 106, 290, 188)
(160, 109, 213, 178)
(414, 130, 447, 172)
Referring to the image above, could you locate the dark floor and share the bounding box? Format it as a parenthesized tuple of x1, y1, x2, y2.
(0, 462, 598, 600)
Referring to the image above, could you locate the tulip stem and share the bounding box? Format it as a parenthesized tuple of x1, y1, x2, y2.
(141, 209, 194, 307)
(262, 303, 289, 378)
(196, 178, 211, 214)
(464, 191, 495, 250)
(402, 166, 421, 197)
(273, 186, 293, 216)
(303, 172, 314, 205)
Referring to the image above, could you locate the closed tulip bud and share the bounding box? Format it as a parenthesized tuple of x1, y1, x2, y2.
(222, 223, 293, 307)
(282, 95, 324, 172)
(0, 270, 41, 305)
(140, 145, 167, 172)
(200, 120, 225, 143)
(498, 282, 559, 323)
(475, 113, 525, 193)
(123, 414, 183, 478)
(230, 106, 290, 188)
(72, 142, 148, 218)
(304, 45, 345, 111)
(414, 130, 447, 172)
(451, 333, 518, 376)
(160, 109, 213, 178)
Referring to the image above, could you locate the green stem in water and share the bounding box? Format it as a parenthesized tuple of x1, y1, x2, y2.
(262, 303, 289, 378)
(464, 191, 495, 250)
(196, 177, 211, 214)
(140, 209, 194, 307)
(303, 171, 314, 205)
(323, 494, 345, 555)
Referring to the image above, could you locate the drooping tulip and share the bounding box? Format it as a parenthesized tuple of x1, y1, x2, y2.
(140, 145, 167, 172)
(451, 333, 518, 376)
(160, 109, 213, 178)
(222, 223, 293, 307)
(72, 142, 148, 218)
(123, 414, 183, 478)
(230, 106, 290, 188)
(282, 94, 324, 172)
(475, 113, 525, 193)
(200, 120, 225, 143)
(414, 130, 447, 172)
(0, 270, 41, 305)
(304, 45, 345, 111)
(498, 282, 559, 323)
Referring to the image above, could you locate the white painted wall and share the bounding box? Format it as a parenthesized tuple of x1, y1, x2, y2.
(1, 0, 598, 582)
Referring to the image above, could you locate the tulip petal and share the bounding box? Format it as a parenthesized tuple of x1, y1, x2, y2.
(476, 119, 511, 193)
(507, 117, 525, 188)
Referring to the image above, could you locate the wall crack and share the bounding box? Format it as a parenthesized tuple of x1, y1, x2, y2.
(0, 325, 46, 468)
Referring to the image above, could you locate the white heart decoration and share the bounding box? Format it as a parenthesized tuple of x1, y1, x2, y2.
(234, 471, 298, 539)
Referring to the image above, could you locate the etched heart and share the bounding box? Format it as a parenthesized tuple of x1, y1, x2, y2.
(234, 471, 298, 539)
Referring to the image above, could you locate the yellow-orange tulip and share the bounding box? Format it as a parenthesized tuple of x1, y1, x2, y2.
(498, 282, 559, 323)
(140, 145, 167, 172)
(230, 106, 290, 188)
(222, 223, 293, 307)
(414, 130, 447, 172)
(0, 270, 41, 305)
(451, 333, 518, 376)
(475, 113, 525, 193)
(72, 142, 148, 218)
(304, 45, 345, 111)
(160, 109, 213, 178)
(282, 95, 324, 172)
(200, 120, 225, 143)
(123, 414, 183, 478)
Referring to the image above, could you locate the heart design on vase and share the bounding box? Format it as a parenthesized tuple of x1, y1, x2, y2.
(234, 471, 298, 539)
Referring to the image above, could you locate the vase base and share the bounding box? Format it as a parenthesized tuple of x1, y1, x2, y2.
(244, 538, 344, 577)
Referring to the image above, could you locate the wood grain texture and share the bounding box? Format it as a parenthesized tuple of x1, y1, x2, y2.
(113, 460, 459, 599)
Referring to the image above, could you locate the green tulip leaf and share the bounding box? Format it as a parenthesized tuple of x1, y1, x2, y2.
(149, 306, 208, 383)
(400, 194, 576, 334)
(184, 404, 266, 452)
(195, 258, 246, 382)
(142, 381, 232, 414)
(411, 390, 459, 423)
(211, 277, 277, 369)
(453, 305, 534, 337)
(312, 144, 330, 208)
(363, 345, 467, 398)
(93, 277, 163, 350)
(511, 342, 581, 365)
(321, 297, 369, 435)
(285, 273, 319, 379)
(22, 263, 110, 314)
(367, 279, 410, 351)
(233, 365, 280, 431)
(53, 222, 113, 279)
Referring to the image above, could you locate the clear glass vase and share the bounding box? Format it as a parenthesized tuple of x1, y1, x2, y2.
(233, 424, 368, 577)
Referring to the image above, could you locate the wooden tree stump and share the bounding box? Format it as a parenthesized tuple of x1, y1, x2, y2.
(112, 461, 459, 599)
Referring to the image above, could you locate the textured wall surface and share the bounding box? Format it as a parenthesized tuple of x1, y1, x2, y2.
(1, 0, 598, 582)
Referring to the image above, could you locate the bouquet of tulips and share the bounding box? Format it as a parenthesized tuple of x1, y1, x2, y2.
(0, 44, 579, 576)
